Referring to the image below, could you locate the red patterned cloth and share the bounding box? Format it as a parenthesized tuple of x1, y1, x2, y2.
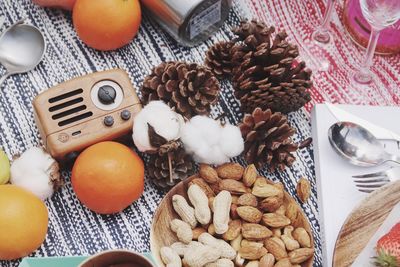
(241, 0, 400, 111)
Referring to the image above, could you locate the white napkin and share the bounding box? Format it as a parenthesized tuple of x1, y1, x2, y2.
(352, 202, 400, 266)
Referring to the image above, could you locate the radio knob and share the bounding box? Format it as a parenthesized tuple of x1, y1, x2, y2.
(98, 85, 116, 105)
(121, 110, 131, 121)
(104, 116, 114, 127)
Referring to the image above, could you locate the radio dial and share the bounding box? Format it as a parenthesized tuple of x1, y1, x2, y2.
(98, 85, 116, 105)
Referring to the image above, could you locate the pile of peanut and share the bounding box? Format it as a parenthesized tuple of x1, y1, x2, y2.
(160, 163, 314, 267)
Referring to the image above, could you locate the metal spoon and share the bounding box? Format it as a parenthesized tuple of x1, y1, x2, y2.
(0, 19, 46, 88)
(328, 121, 400, 166)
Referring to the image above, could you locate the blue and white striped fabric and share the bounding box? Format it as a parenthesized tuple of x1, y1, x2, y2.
(0, 1, 322, 266)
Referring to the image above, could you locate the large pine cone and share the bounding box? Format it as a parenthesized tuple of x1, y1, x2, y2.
(232, 21, 312, 114)
(239, 107, 298, 171)
(141, 61, 220, 118)
(147, 146, 194, 190)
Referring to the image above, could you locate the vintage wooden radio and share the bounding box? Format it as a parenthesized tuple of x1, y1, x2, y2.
(33, 69, 142, 161)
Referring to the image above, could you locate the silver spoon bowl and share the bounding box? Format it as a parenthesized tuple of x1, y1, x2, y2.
(0, 19, 46, 88)
(328, 121, 400, 166)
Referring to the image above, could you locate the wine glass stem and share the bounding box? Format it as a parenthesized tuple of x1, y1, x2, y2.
(360, 28, 381, 72)
(320, 0, 335, 31)
(313, 0, 335, 44)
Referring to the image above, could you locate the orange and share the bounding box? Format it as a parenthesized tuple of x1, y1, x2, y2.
(73, 0, 141, 51)
(0, 185, 48, 260)
(72, 141, 144, 214)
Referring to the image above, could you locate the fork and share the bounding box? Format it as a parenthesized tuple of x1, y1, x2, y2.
(352, 167, 400, 193)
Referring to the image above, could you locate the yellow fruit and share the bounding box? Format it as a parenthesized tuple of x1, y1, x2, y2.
(0, 185, 48, 260)
(0, 150, 10, 185)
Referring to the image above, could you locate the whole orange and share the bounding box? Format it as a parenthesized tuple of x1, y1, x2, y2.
(0, 185, 48, 260)
(72, 141, 144, 214)
(73, 0, 141, 51)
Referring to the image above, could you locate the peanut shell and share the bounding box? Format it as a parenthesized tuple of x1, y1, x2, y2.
(230, 234, 242, 252)
(192, 227, 207, 240)
(189, 177, 215, 198)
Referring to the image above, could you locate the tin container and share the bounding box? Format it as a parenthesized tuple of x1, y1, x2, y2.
(343, 0, 400, 55)
(141, 0, 232, 46)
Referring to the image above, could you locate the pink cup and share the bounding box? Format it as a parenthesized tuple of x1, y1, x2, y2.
(343, 0, 400, 55)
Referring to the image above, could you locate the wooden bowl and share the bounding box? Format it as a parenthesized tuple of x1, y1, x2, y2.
(150, 176, 315, 267)
(79, 249, 155, 267)
(333, 180, 400, 267)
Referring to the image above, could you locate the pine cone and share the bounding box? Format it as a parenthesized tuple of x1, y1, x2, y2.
(239, 107, 298, 171)
(147, 146, 194, 189)
(232, 29, 312, 114)
(141, 61, 220, 118)
(232, 19, 275, 49)
(205, 41, 236, 78)
(146, 123, 194, 189)
(205, 41, 249, 79)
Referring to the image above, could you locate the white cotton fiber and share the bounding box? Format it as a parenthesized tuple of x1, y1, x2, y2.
(180, 121, 206, 154)
(189, 116, 221, 145)
(219, 124, 244, 157)
(132, 110, 152, 151)
(180, 116, 244, 165)
(10, 147, 59, 200)
(132, 101, 184, 152)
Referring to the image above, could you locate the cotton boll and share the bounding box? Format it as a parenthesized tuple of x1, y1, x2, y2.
(190, 116, 221, 146)
(146, 109, 183, 141)
(219, 124, 244, 157)
(196, 146, 229, 165)
(12, 171, 54, 200)
(132, 101, 184, 152)
(180, 121, 208, 154)
(132, 111, 152, 151)
(10, 147, 61, 200)
(180, 116, 241, 165)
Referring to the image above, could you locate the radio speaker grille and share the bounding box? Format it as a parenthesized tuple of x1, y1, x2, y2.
(47, 88, 93, 127)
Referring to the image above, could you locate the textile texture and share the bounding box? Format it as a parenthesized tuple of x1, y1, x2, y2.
(0, 0, 399, 266)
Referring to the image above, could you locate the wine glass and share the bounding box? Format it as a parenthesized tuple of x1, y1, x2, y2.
(353, 0, 400, 84)
(312, 0, 336, 44)
(305, 0, 336, 71)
